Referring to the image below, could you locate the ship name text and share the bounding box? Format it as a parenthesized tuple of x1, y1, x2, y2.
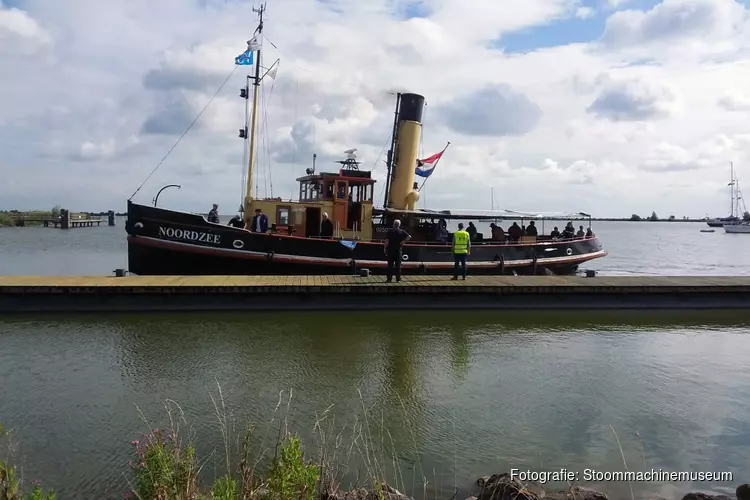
(158, 226, 222, 245)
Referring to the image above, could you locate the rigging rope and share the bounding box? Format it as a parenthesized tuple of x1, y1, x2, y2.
(374, 132, 393, 207)
(129, 65, 239, 201)
(260, 68, 277, 197)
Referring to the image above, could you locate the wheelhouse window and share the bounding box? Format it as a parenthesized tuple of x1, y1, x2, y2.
(276, 206, 292, 226)
(336, 181, 347, 200)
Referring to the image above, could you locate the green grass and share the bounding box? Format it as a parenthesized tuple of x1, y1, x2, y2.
(0, 213, 14, 228)
(1, 384, 432, 500)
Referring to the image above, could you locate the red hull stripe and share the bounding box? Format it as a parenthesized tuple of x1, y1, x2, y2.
(129, 236, 608, 269)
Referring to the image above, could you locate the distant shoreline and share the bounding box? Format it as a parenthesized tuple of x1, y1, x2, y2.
(0, 210, 713, 225)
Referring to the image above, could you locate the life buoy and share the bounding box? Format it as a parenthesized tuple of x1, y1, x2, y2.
(401, 254, 409, 261)
(232, 239, 244, 249)
(566, 248, 573, 256)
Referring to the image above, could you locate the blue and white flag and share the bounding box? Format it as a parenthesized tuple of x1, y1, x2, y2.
(235, 50, 254, 66)
(235, 36, 261, 65)
(339, 240, 357, 250)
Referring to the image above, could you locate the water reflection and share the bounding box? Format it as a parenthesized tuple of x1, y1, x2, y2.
(1, 311, 749, 499)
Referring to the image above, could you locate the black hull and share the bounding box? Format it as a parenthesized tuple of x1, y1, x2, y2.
(125, 202, 607, 276)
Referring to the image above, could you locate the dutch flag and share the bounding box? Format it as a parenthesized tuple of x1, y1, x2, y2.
(415, 151, 444, 178)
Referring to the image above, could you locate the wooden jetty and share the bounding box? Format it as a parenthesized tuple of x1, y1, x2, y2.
(6, 209, 114, 228)
(2, 275, 750, 313)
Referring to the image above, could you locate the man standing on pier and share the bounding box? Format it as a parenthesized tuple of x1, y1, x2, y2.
(452, 222, 470, 280)
(384, 219, 410, 283)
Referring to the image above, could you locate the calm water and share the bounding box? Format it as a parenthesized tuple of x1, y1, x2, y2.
(1, 312, 750, 499)
(0, 219, 749, 275)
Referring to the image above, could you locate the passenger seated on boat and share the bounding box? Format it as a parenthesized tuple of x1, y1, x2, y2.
(436, 219, 448, 242)
(490, 223, 505, 242)
(525, 221, 538, 237)
(208, 204, 219, 223)
(576, 225, 585, 237)
(585, 227, 594, 237)
(467, 222, 478, 241)
(320, 212, 334, 238)
(227, 214, 244, 228)
(562, 222, 575, 239)
(507, 222, 523, 242)
(550, 226, 561, 239)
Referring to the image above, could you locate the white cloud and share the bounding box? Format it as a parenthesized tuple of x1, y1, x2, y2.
(587, 78, 680, 121)
(1, 0, 750, 219)
(599, 0, 749, 61)
(717, 92, 750, 111)
(0, 1, 51, 53)
(575, 7, 596, 19)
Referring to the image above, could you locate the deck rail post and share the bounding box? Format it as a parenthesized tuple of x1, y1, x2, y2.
(60, 209, 70, 230)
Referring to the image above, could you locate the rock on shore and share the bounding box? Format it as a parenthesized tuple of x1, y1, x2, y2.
(324, 472, 748, 500)
(469, 472, 746, 500)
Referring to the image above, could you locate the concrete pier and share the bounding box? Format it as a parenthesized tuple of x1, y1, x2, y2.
(1, 275, 750, 313)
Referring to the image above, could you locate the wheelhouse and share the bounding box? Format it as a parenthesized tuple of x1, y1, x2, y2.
(247, 152, 377, 240)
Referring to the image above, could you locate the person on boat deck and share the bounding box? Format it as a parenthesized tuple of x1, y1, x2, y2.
(320, 212, 334, 238)
(227, 213, 244, 228)
(576, 225, 585, 237)
(249, 208, 268, 233)
(466, 221, 478, 241)
(436, 218, 448, 242)
(562, 222, 575, 239)
(525, 220, 538, 237)
(207, 204, 219, 223)
(507, 222, 523, 242)
(489, 223, 505, 242)
(550, 226, 561, 239)
(586, 227, 594, 237)
(384, 219, 411, 283)
(452, 222, 471, 281)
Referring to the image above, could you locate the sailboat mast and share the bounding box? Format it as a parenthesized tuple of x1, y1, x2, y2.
(245, 4, 265, 207)
(731, 162, 735, 218)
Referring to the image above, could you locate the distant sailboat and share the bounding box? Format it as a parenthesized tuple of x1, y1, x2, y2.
(707, 162, 742, 227)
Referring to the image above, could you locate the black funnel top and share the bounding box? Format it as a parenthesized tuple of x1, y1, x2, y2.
(398, 93, 425, 124)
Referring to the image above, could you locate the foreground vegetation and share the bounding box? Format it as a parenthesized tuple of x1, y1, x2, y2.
(2, 388, 431, 500)
(2, 389, 745, 500)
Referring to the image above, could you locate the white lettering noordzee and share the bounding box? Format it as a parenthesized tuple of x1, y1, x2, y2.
(158, 226, 221, 245)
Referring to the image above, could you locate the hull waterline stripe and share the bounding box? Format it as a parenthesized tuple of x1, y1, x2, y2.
(128, 236, 608, 269)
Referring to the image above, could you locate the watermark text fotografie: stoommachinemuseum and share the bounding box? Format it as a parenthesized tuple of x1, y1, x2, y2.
(510, 469, 733, 483)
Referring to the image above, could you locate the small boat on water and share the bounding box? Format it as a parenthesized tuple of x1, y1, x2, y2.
(724, 223, 750, 234)
(124, 5, 608, 276)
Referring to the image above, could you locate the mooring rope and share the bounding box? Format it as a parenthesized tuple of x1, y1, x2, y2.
(128, 65, 239, 201)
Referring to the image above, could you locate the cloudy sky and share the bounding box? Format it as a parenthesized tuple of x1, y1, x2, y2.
(2, 0, 749, 218)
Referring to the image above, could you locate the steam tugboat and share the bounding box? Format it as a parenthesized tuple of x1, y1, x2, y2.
(125, 5, 607, 276)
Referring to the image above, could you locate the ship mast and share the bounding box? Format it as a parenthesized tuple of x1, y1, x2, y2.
(728, 162, 736, 218)
(245, 4, 265, 210)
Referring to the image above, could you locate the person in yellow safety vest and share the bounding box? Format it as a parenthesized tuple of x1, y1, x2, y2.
(452, 222, 471, 280)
